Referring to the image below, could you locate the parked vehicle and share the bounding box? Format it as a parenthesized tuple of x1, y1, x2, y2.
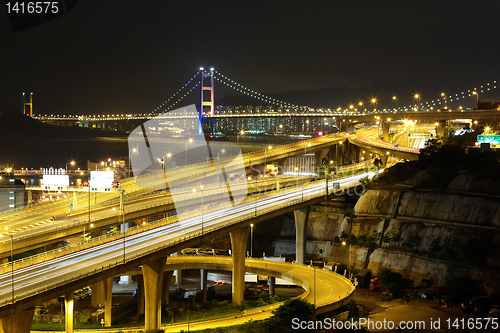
(369, 278, 381, 291)
(440, 295, 462, 307)
(421, 291, 437, 300)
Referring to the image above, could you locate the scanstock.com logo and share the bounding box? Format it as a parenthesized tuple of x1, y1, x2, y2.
(128, 105, 248, 223)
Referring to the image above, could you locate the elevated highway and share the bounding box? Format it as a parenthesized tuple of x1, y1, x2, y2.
(0, 172, 367, 331)
(339, 109, 500, 123)
(160, 256, 354, 332)
(0, 132, 372, 258)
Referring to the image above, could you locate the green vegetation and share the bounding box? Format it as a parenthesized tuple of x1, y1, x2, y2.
(377, 268, 413, 299)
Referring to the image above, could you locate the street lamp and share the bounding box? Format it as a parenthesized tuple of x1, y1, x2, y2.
(185, 138, 193, 165)
(1, 231, 14, 303)
(193, 186, 205, 234)
(237, 130, 244, 144)
(392, 96, 398, 111)
(217, 149, 225, 160)
(66, 161, 75, 174)
(119, 186, 126, 263)
(371, 98, 377, 112)
(342, 241, 352, 277)
(472, 91, 479, 109)
(414, 94, 420, 112)
(250, 223, 254, 258)
(129, 148, 137, 177)
(276, 124, 283, 144)
(265, 145, 272, 168)
(164, 152, 172, 170)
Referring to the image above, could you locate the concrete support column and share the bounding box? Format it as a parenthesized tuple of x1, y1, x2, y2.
(73, 192, 77, 210)
(294, 207, 311, 265)
(103, 277, 113, 327)
(0, 308, 35, 333)
(91, 280, 106, 307)
(28, 190, 32, 207)
(314, 150, 322, 167)
(65, 292, 74, 333)
(174, 269, 182, 285)
(137, 274, 145, 314)
(382, 121, 391, 142)
(268, 276, 275, 296)
(229, 227, 250, 305)
(141, 258, 166, 331)
(200, 269, 208, 302)
(436, 120, 446, 138)
(162, 271, 174, 306)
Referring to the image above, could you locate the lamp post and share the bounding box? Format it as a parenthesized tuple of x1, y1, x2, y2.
(371, 98, 377, 112)
(392, 96, 398, 111)
(129, 148, 137, 177)
(472, 91, 479, 109)
(66, 161, 75, 174)
(237, 130, 244, 144)
(165, 152, 172, 170)
(276, 124, 283, 144)
(1, 232, 14, 303)
(250, 223, 254, 258)
(193, 186, 205, 234)
(120, 187, 126, 263)
(342, 241, 352, 277)
(185, 138, 193, 166)
(313, 265, 316, 306)
(414, 94, 420, 112)
(265, 145, 271, 168)
(217, 149, 225, 160)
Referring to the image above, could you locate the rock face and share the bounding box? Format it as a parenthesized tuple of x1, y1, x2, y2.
(263, 167, 500, 293)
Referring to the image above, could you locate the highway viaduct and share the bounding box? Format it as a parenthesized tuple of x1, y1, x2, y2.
(0, 131, 417, 332)
(0, 179, 361, 332)
(0, 128, 415, 258)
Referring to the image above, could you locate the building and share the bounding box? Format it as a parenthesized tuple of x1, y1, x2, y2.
(0, 174, 25, 212)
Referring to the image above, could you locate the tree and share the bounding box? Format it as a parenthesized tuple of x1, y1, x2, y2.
(77, 309, 91, 324)
(267, 297, 316, 332)
(377, 268, 413, 298)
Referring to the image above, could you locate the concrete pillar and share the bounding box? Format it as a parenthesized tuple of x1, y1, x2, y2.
(382, 121, 391, 142)
(201, 269, 208, 302)
(294, 207, 311, 265)
(91, 280, 106, 307)
(174, 269, 182, 285)
(0, 308, 35, 333)
(268, 276, 275, 296)
(436, 120, 446, 138)
(103, 277, 113, 327)
(137, 274, 145, 314)
(141, 258, 166, 331)
(229, 227, 250, 304)
(162, 271, 174, 306)
(65, 292, 74, 333)
(28, 190, 32, 207)
(73, 192, 77, 210)
(314, 150, 322, 166)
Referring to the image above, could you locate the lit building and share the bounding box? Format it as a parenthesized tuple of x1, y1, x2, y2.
(0, 174, 25, 212)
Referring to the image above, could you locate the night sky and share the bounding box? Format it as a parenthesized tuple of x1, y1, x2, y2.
(0, 0, 499, 116)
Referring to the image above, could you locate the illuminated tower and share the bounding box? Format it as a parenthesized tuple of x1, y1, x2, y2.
(199, 67, 214, 135)
(23, 92, 33, 116)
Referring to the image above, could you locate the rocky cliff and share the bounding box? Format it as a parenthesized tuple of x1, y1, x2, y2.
(259, 163, 500, 293)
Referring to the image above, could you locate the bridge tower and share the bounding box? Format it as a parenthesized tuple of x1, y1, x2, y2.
(199, 67, 214, 135)
(23, 92, 33, 116)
